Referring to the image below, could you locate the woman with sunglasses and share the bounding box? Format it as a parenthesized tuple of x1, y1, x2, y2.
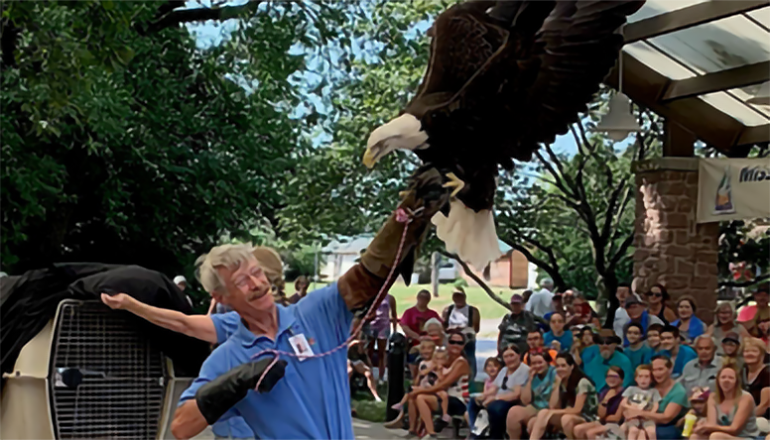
(573, 366, 626, 440)
(645, 284, 677, 325)
(529, 353, 599, 440)
(707, 303, 749, 356)
(468, 345, 529, 439)
(692, 365, 760, 440)
(409, 331, 471, 438)
(506, 350, 556, 440)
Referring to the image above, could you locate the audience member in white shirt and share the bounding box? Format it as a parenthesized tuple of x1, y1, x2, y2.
(525, 279, 555, 319)
(613, 283, 641, 338)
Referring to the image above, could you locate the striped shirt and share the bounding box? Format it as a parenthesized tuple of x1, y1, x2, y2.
(445, 358, 470, 403)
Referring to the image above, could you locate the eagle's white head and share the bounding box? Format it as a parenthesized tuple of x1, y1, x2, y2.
(363, 114, 429, 168)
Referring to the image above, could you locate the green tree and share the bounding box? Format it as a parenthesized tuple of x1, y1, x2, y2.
(496, 105, 663, 320)
(1, 0, 364, 287)
(278, 0, 454, 245)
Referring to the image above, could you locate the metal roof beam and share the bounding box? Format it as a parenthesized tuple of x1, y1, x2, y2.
(661, 61, 770, 102)
(738, 124, 770, 146)
(605, 53, 747, 151)
(625, 1, 770, 43)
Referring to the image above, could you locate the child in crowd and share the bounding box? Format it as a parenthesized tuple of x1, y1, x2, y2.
(391, 341, 452, 423)
(476, 357, 502, 403)
(392, 340, 437, 412)
(620, 365, 661, 440)
(432, 348, 453, 422)
(646, 323, 664, 354)
(625, 323, 654, 369)
(677, 388, 709, 433)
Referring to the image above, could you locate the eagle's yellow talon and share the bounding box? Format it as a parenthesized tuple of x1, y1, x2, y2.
(442, 172, 465, 198)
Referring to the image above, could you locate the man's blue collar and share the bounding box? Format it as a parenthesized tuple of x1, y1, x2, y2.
(234, 304, 296, 348)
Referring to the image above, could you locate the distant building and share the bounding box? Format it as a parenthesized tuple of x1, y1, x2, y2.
(321, 234, 534, 288)
(458, 241, 532, 289)
(320, 234, 374, 281)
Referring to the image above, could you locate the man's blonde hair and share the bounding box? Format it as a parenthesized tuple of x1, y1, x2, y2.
(196, 243, 256, 294)
(196, 243, 285, 295)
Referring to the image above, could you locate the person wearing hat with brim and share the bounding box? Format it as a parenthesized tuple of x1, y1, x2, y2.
(173, 275, 188, 291)
(621, 295, 664, 347)
(708, 302, 750, 356)
(675, 388, 709, 432)
(584, 329, 634, 389)
(720, 331, 743, 369)
(498, 293, 540, 355)
(442, 287, 480, 381)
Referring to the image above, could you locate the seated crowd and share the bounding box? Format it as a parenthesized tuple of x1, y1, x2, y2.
(382, 282, 770, 440)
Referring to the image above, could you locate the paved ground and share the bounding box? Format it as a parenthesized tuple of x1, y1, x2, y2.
(192, 420, 414, 439)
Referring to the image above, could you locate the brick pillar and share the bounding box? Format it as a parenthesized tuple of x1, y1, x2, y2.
(632, 157, 719, 323)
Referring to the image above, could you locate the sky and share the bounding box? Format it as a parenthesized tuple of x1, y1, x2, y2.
(183, 2, 637, 159)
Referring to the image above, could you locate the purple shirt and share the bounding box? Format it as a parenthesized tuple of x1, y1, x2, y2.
(598, 385, 625, 420)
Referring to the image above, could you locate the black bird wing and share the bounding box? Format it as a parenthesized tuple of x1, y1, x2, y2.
(405, 0, 644, 170)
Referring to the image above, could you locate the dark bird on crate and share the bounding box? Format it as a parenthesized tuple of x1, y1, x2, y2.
(363, 0, 645, 270)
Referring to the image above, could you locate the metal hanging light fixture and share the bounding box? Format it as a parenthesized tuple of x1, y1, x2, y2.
(747, 81, 770, 106)
(595, 42, 642, 141)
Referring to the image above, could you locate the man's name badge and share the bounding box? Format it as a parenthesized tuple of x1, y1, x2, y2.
(289, 334, 314, 361)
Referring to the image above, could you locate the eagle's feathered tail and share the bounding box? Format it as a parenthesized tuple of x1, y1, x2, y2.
(431, 200, 502, 271)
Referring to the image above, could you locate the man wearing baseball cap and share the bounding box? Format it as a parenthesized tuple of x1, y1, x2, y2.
(720, 332, 742, 368)
(173, 275, 194, 308)
(622, 295, 663, 346)
(174, 275, 188, 291)
(498, 293, 539, 354)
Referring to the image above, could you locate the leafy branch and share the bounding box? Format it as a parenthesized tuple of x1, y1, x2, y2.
(439, 250, 511, 311)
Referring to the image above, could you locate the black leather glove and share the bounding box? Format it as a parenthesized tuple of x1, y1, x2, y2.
(195, 357, 287, 425)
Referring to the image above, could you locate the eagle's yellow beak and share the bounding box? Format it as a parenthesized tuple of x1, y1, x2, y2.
(362, 146, 380, 169)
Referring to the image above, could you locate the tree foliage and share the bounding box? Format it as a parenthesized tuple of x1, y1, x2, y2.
(498, 104, 663, 305)
(277, 0, 455, 246)
(1, 0, 364, 284)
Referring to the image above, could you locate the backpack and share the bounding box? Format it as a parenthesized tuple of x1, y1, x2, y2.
(445, 304, 477, 328)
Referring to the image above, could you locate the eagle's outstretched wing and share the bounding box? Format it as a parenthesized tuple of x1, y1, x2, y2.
(406, 0, 644, 168)
(513, 1, 645, 156)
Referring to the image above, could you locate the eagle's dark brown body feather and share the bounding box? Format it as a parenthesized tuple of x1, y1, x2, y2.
(407, 0, 645, 212)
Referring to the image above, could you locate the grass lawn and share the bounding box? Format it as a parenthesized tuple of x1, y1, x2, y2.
(309, 281, 519, 321)
(385, 283, 520, 321)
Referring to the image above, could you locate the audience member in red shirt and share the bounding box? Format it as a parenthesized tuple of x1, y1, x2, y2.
(400, 289, 442, 346)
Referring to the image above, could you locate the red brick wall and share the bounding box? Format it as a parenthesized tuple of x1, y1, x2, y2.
(633, 161, 719, 323)
(460, 250, 529, 288)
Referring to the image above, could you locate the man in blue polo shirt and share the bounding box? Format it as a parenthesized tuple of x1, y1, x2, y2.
(170, 185, 446, 439)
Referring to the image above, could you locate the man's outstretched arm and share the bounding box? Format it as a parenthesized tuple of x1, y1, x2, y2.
(338, 168, 449, 310)
(101, 293, 218, 344)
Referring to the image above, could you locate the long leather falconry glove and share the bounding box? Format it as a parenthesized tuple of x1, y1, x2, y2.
(338, 166, 452, 310)
(195, 357, 288, 425)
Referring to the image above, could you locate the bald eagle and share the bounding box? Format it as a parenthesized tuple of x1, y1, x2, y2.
(364, 0, 644, 270)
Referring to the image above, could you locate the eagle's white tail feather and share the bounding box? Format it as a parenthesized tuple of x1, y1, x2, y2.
(431, 200, 503, 271)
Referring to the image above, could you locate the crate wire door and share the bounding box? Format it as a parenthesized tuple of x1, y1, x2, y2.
(50, 301, 166, 439)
